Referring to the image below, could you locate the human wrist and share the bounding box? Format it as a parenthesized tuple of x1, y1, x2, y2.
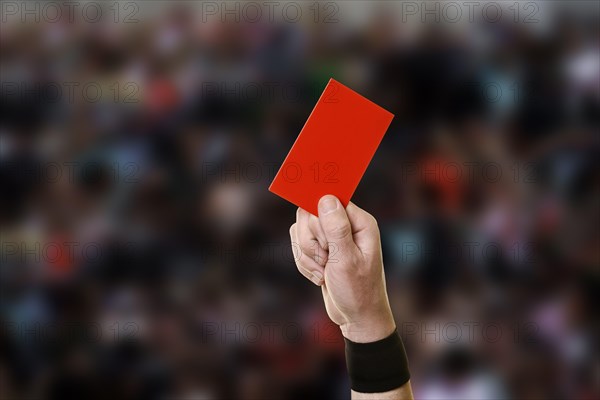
(340, 309, 396, 343)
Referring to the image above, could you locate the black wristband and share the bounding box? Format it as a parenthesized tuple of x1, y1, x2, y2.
(344, 329, 410, 393)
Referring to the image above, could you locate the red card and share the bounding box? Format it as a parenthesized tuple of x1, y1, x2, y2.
(269, 78, 394, 215)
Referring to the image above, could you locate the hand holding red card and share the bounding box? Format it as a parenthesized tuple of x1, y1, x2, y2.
(269, 78, 394, 215)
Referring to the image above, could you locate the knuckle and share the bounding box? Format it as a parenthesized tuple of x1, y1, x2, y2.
(298, 232, 313, 250)
(328, 221, 351, 239)
(306, 246, 325, 265)
(290, 241, 302, 260)
(296, 261, 310, 277)
(303, 247, 325, 266)
(366, 213, 378, 229)
(298, 244, 312, 260)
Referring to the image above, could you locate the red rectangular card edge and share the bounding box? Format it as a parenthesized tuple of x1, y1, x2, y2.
(269, 78, 394, 215)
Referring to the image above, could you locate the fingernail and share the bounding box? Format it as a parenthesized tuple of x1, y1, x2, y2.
(319, 195, 338, 216)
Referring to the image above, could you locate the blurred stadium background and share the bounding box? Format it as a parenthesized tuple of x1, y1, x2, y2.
(1, 1, 598, 399)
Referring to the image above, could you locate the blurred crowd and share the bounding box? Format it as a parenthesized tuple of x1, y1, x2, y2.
(1, 1, 598, 399)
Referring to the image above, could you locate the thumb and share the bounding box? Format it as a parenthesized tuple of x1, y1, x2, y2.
(318, 195, 357, 255)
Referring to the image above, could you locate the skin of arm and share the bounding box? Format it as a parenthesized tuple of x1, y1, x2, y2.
(290, 195, 413, 399)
